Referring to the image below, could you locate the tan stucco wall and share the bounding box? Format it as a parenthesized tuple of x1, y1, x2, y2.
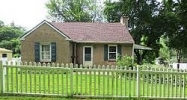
(21, 23, 71, 63)
(76, 43, 133, 65)
(122, 44, 133, 56)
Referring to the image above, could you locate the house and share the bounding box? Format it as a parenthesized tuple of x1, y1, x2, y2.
(0, 48, 12, 60)
(20, 16, 135, 66)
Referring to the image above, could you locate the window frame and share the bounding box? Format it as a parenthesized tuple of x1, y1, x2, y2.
(108, 45, 117, 60)
(40, 43, 51, 62)
(2, 54, 7, 58)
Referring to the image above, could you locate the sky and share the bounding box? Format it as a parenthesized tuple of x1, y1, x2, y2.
(0, 0, 49, 30)
(0, 0, 162, 30)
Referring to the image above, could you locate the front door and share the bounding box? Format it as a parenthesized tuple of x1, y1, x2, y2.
(83, 46, 93, 66)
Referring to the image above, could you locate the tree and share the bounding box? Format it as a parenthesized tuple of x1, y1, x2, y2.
(0, 20, 4, 27)
(104, 0, 163, 64)
(46, 0, 104, 22)
(0, 21, 24, 56)
(160, 0, 187, 67)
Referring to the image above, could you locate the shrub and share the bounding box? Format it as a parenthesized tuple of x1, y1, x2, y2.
(117, 55, 136, 68)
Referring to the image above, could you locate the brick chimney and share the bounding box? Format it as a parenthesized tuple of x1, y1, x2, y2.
(120, 16, 129, 29)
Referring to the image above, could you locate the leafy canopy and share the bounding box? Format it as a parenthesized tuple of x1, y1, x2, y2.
(46, 0, 104, 22)
(104, 0, 163, 64)
(0, 21, 24, 56)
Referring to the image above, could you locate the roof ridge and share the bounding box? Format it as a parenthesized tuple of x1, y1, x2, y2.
(50, 22, 122, 24)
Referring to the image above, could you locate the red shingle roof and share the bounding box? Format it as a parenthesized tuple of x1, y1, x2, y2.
(51, 22, 134, 43)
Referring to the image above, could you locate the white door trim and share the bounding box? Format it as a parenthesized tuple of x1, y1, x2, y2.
(83, 46, 93, 66)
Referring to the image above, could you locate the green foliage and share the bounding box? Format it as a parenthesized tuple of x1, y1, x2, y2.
(0, 21, 24, 56)
(104, 0, 163, 64)
(117, 55, 135, 68)
(159, 36, 170, 60)
(160, 0, 187, 63)
(104, 1, 122, 22)
(46, 0, 104, 22)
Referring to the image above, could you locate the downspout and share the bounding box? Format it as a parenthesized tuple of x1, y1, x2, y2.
(132, 43, 134, 64)
(72, 42, 75, 65)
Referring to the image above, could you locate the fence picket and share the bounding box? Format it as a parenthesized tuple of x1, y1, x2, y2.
(11, 67, 13, 93)
(93, 65, 96, 96)
(20, 67, 23, 93)
(52, 68, 55, 94)
(184, 70, 186, 98)
(150, 68, 153, 97)
(1, 61, 187, 99)
(98, 66, 100, 96)
(61, 69, 64, 95)
(107, 65, 109, 95)
(25, 67, 28, 93)
(57, 70, 59, 94)
(39, 68, 41, 94)
(16, 67, 18, 93)
(43, 69, 46, 94)
(111, 65, 114, 96)
(6, 67, 9, 92)
(102, 65, 104, 97)
(171, 69, 173, 97)
(80, 64, 83, 95)
(0, 61, 4, 94)
(66, 69, 68, 95)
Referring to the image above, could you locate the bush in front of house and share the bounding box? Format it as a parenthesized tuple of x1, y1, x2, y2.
(117, 55, 136, 69)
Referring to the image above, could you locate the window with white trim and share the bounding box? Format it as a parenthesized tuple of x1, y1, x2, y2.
(108, 45, 117, 60)
(40, 44, 51, 62)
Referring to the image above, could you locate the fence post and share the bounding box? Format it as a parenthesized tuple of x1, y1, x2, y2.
(0, 61, 5, 94)
(70, 63, 74, 96)
(136, 66, 140, 98)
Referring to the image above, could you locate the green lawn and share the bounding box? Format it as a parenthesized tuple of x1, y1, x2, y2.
(5, 68, 138, 96)
(0, 96, 145, 100)
(0, 96, 68, 100)
(2, 67, 187, 99)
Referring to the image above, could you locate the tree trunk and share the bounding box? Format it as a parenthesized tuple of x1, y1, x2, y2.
(135, 50, 142, 65)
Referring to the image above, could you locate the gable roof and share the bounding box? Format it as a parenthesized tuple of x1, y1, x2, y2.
(20, 20, 71, 40)
(21, 20, 134, 43)
(51, 22, 134, 43)
(0, 48, 12, 53)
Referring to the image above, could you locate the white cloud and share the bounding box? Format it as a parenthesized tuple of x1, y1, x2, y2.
(0, 0, 48, 30)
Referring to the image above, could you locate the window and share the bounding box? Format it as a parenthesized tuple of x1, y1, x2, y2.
(40, 44, 51, 62)
(35, 42, 56, 62)
(84, 47, 91, 61)
(2, 54, 7, 58)
(108, 45, 117, 60)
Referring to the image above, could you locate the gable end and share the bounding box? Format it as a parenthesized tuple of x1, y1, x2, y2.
(20, 20, 71, 41)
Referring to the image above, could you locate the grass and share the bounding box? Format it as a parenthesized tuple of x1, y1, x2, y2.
(0, 96, 68, 100)
(2, 66, 187, 99)
(0, 96, 147, 100)
(5, 67, 138, 96)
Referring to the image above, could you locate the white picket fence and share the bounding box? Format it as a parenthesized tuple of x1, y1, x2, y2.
(1, 57, 21, 65)
(1, 61, 187, 99)
(172, 63, 187, 70)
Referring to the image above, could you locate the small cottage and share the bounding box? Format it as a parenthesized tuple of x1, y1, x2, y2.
(20, 17, 135, 66)
(0, 48, 12, 60)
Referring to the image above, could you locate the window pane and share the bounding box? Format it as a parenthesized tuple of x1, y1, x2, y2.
(84, 47, 91, 61)
(85, 54, 91, 61)
(109, 53, 116, 59)
(42, 45, 50, 51)
(41, 44, 51, 60)
(2, 54, 7, 58)
(109, 46, 116, 52)
(85, 47, 91, 54)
